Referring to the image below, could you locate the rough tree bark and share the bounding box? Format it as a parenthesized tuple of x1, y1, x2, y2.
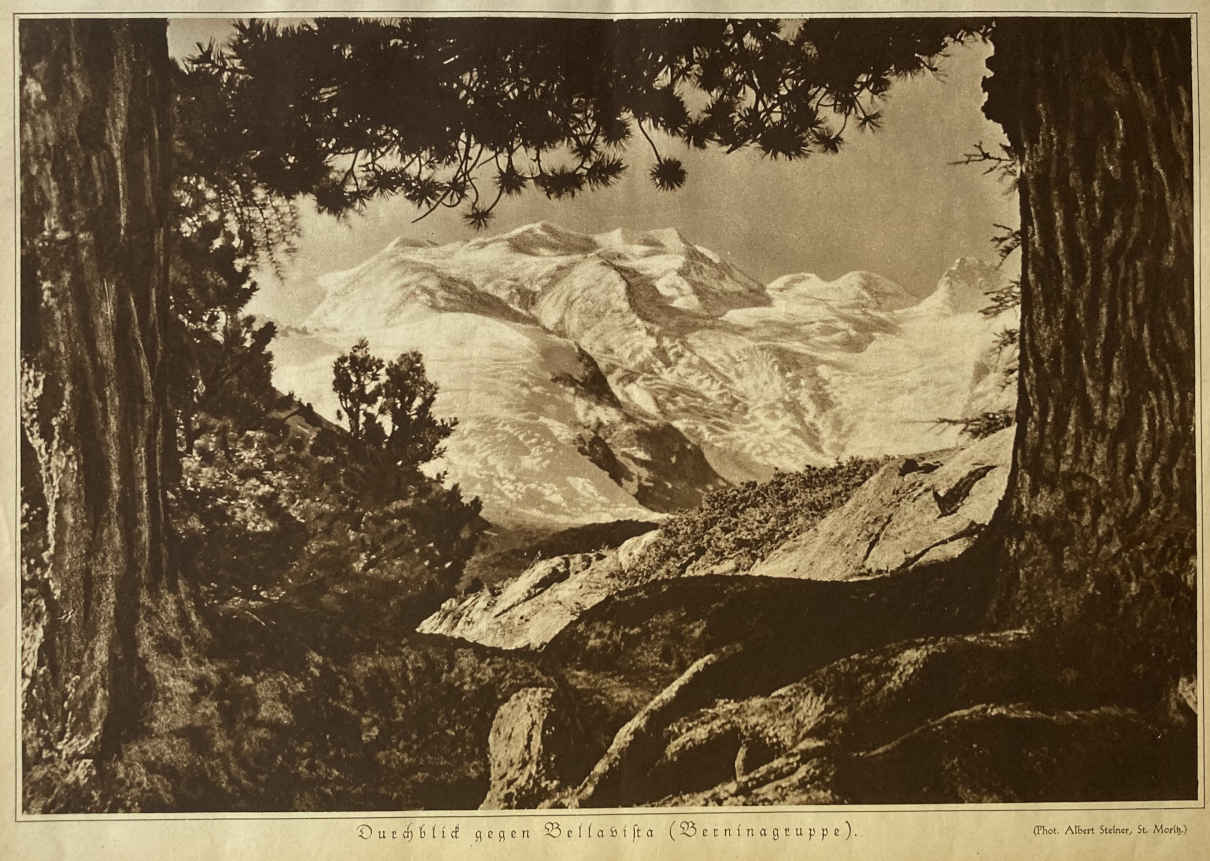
(19, 19, 193, 804)
(983, 19, 1197, 698)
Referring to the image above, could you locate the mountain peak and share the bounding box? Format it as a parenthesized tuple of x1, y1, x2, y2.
(766, 270, 916, 311)
(494, 221, 599, 256)
(508, 220, 582, 239)
(590, 225, 695, 250)
(914, 257, 1002, 315)
(639, 226, 691, 248)
(944, 255, 999, 283)
(384, 235, 441, 252)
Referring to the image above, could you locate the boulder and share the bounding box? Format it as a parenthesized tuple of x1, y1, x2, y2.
(418, 530, 660, 649)
(750, 427, 1012, 580)
(480, 687, 578, 809)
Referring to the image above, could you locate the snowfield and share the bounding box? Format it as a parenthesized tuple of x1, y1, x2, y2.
(271, 222, 1017, 526)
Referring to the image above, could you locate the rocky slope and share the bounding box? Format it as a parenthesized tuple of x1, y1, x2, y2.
(466, 520, 1193, 807)
(750, 427, 1012, 579)
(518, 544, 1011, 807)
(270, 222, 1015, 525)
(419, 429, 1012, 649)
(586, 633, 1193, 807)
(417, 531, 662, 649)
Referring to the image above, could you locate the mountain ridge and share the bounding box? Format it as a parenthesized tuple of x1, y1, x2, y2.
(270, 222, 1016, 526)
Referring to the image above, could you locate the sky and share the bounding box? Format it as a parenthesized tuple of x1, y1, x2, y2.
(167, 18, 1019, 325)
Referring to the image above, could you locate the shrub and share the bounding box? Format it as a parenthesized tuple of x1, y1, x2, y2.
(630, 458, 884, 581)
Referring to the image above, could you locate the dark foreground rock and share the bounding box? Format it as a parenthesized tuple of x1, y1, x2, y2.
(544, 628, 1196, 807)
(662, 703, 1195, 805)
(480, 687, 582, 809)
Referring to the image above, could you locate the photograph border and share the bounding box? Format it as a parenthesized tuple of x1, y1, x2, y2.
(3, 3, 1208, 857)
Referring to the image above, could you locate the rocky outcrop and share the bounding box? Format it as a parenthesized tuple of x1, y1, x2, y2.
(750, 427, 1012, 580)
(480, 687, 579, 809)
(661, 703, 1195, 805)
(652, 632, 1040, 774)
(420, 432, 1011, 650)
(418, 530, 662, 649)
(553, 628, 1195, 806)
(569, 644, 747, 808)
(559, 631, 1029, 806)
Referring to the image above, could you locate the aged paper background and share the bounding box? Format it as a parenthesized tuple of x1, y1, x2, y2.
(0, 2, 1207, 858)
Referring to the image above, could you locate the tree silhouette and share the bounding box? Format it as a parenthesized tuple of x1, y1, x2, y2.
(330, 342, 456, 497)
(331, 337, 384, 441)
(379, 350, 457, 476)
(182, 19, 976, 227)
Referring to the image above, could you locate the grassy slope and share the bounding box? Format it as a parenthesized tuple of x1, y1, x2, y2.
(627, 459, 884, 582)
(460, 518, 659, 591)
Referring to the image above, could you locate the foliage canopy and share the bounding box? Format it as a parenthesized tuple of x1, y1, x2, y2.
(183, 18, 983, 231)
(330, 339, 457, 487)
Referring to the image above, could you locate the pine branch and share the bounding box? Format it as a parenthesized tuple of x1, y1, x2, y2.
(934, 409, 1015, 439)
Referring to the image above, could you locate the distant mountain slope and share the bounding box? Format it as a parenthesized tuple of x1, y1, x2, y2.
(271, 313, 722, 527)
(271, 222, 1016, 526)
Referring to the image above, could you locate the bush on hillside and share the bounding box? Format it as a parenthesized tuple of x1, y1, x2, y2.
(630, 458, 884, 581)
(174, 399, 482, 627)
(935, 409, 1015, 440)
(331, 341, 458, 491)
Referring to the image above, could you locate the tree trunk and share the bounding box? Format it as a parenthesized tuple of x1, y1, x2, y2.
(19, 19, 190, 803)
(983, 19, 1196, 699)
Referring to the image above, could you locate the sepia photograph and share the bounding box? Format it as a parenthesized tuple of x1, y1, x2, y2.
(12, 8, 1202, 823)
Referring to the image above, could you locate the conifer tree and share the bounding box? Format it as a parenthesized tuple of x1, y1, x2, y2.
(331, 338, 384, 441)
(379, 351, 457, 476)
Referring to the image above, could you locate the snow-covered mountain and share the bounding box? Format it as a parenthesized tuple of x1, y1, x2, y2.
(270, 221, 1016, 526)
